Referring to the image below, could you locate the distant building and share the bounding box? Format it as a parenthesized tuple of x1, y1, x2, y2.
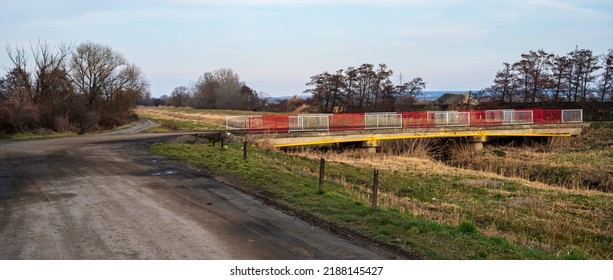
(436, 93, 479, 109)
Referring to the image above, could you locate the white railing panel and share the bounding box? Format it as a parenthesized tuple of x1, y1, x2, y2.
(512, 110, 534, 124)
(289, 115, 330, 132)
(365, 113, 402, 129)
(288, 116, 301, 132)
(428, 111, 470, 126)
(562, 109, 583, 123)
(226, 115, 262, 130)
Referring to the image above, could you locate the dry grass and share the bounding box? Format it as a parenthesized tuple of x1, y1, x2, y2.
(440, 124, 613, 193)
(448, 144, 612, 192)
(286, 147, 613, 259)
(135, 106, 228, 127)
(380, 138, 439, 158)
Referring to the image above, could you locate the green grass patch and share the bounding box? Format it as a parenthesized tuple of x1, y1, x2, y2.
(552, 145, 613, 168)
(149, 141, 590, 259)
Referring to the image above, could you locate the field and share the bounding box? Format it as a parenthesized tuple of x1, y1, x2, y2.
(134, 106, 273, 132)
(140, 107, 613, 259)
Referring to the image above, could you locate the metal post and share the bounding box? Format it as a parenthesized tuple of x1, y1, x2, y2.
(220, 134, 224, 150)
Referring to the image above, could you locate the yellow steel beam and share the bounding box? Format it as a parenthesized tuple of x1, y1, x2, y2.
(272, 131, 572, 148)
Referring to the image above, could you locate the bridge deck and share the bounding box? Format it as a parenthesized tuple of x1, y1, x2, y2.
(226, 109, 587, 147)
(252, 123, 588, 147)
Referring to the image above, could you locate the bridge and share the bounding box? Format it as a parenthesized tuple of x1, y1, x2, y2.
(226, 109, 587, 152)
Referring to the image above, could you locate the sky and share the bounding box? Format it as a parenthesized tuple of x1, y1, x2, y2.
(1, 0, 612, 97)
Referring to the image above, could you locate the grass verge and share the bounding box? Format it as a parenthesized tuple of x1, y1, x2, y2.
(150, 141, 613, 259)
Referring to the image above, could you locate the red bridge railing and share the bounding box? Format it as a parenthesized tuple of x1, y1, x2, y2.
(226, 109, 583, 133)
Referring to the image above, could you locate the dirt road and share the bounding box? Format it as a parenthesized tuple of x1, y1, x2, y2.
(0, 129, 390, 259)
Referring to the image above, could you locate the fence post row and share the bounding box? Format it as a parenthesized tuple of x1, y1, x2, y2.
(226, 109, 583, 132)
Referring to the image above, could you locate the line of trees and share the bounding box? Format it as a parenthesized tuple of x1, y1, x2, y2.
(0, 41, 149, 135)
(486, 48, 613, 103)
(158, 68, 267, 111)
(304, 63, 426, 113)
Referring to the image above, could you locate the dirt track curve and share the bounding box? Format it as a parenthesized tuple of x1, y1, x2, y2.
(0, 121, 392, 260)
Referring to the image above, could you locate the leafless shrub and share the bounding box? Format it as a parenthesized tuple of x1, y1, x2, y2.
(380, 138, 437, 159)
(547, 136, 573, 149)
(245, 134, 276, 150)
(53, 116, 71, 133)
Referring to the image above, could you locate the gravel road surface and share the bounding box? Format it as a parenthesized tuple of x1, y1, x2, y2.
(0, 127, 388, 259)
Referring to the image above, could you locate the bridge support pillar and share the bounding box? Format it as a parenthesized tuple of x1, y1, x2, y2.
(362, 140, 380, 154)
(467, 136, 486, 152)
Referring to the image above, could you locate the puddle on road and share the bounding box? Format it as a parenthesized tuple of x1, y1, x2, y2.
(151, 170, 178, 176)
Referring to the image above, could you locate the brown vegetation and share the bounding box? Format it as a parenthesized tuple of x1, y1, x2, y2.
(0, 42, 147, 136)
(283, 135, 612, 258)
(445, 126, 613, 193)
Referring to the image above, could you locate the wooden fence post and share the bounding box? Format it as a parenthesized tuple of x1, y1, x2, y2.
(319, 158, 325, 192)
(243, 141, 247, 160)
(372, 169, 379, 209)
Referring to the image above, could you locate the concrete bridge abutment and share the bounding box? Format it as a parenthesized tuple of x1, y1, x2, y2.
(362, 140, 380, 154)
(467, 136, 486, 152)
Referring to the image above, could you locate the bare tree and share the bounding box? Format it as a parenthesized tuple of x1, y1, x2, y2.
(110, 64, 149, 113)
(70, 42, 127, 107)
(192, 72, 219, 109)
(32, 41, 72, 104)
(513, 50, 554, 102)
(214, 68, 242, 109)
(305, 70, 345, 113)
(354, 63, 376, 110)
(3, 44, 32, 105)
(2, 41, 148, 134)
(490, 62, 519, 103)
(568, 49, 600, 101)
(239, 85, 267, 111)
(169, 86, 191, 107)
(395, 76, 426, 109)
(598, 49, 613, 102)
(192, 68, 246, 109)
(344, 66, 357, 108)
(371, 63, 393, 109)
(70, 42, 147, 130)
(305, 63, 424, 112)
(551, 55, 572, 102)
